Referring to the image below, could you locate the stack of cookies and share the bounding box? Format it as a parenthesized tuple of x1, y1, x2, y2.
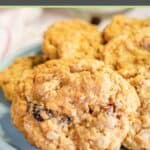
(0, 16, 150, 150)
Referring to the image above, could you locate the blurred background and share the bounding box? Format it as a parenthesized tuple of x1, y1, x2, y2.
(0, 8, 150, 61)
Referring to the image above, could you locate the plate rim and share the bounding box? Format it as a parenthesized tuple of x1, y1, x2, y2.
(0, 43, 41, 71)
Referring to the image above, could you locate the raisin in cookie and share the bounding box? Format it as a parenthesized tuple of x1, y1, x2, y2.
(43, 19, 103, 59)
(0, 55, 45, 101)
(103, 15, 150, 42)
(11, 59, 139, 150)
(101, 32, 150, 149)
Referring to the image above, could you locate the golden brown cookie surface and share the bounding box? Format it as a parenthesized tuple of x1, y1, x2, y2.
(103, 15, 150, 42)
(124, 67, 150, 150)
(102, 28, 150, 78)
(101, 30, 150, 150)
(43, 19, 103, 59)
(0, 55, 45, 101)
(11, 59, 139, 150)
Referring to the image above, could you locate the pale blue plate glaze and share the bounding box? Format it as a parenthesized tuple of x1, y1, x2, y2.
(0, 44, 41, 150)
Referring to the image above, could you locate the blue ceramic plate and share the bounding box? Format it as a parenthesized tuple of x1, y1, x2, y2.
(0, 44, 126, 150)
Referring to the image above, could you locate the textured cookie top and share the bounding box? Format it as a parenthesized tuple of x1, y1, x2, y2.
(102, 28, 150, 79)
(12, 59, 139, 150)
(123, 66, 150, 150)
(132, 27, 150, 52)
(0, 55, 45, 101)
(101, 28, 150, 150)
(43, 19, 103, 59)
(103, 15, 150, 42)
